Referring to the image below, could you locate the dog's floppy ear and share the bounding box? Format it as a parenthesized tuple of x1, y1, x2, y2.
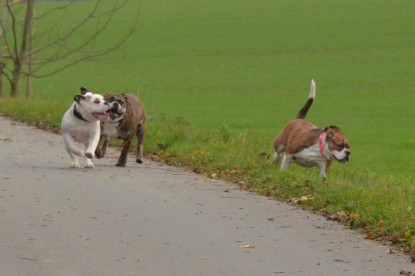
(80, 87, 91, 95)
(324, 125, 343, 140)
(74, 94, 85, 103)
(328, 125, 341, 131)
(324, 126, 334, 139)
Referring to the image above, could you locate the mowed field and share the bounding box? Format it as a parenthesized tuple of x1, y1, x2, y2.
(23, 0, 414, 180)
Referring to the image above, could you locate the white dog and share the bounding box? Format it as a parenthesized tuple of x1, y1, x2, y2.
(61, 87, 109, 168)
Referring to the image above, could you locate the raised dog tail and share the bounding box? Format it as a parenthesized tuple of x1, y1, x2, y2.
(296, 79, 316, 119)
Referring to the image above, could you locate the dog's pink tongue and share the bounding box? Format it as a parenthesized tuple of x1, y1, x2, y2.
(95, 113, 109, 122)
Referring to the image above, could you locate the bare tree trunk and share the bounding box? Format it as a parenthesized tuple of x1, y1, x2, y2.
(9, 66, 19, 99)
(0, 0, 6, 98)
(9, 0, 34, 97)
(25, 13, 34, 99)
(0, 54, 3, 97)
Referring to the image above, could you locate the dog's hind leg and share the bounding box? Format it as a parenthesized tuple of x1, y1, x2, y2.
(135, 123, 145, 164)
(68, 152, 80, 168)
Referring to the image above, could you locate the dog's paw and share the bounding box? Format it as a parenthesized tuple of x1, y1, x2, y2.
(84, 159, 95, 169)
(136, 158, 143, 164)
(70, 162, 81, 169)
(116, 161, 126, 167)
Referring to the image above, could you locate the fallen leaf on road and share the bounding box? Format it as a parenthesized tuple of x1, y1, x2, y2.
(0, 137, 12, 142)
(404, 229, 412, 238)
(240, 244, 255, 249)
(289, 195, 314, 204)
(327, 211, 348, 222)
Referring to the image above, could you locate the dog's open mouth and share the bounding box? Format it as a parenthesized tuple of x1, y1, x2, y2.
(332, 155, 349, 163)
(106, 108, 124, 121)
(92, 112, 109, 122)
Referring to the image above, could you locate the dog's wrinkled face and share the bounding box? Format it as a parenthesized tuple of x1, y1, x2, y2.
(325, 126, 351, 163)
(104, 93, 127, 123)
(74, 89, 109, 122)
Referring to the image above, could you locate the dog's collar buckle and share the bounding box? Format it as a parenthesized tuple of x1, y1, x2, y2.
(73, 106, 89, 122)
(319, 133, 326, 156)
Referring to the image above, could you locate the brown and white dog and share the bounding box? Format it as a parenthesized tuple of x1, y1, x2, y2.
(273, 80, 350, 179)
(95, 93, 146, 167)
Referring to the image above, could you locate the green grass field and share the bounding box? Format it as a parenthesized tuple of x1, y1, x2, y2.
(1, 0, 414, 248)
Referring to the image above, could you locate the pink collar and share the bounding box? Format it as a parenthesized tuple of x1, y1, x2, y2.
(319, 133, 326, 155)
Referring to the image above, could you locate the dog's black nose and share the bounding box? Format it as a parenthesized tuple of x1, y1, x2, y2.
(345, 150, 351, 161)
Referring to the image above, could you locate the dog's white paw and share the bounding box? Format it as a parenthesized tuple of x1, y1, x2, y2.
(84, 159, 95, 169)
(70, 162, 81, 168)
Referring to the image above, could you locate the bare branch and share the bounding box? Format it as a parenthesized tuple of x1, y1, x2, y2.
(0, 0, 139, 97)
(1, 1, 17, 60)
(30, 2, 75, 42)
(29, 4, 117, 64)
(29, 25, 135, 78)
(33, 1, 75, 21)
(28, 0, 103, 56)
(26, 0, 134, 71)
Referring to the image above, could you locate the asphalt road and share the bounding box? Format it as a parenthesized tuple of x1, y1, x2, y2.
(0, 115, 413, 276)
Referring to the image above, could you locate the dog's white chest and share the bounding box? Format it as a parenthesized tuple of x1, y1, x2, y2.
(102, 123, 119, 137)
(70, 129, 92, 143)
(68, 122, 99, 143)
(61, 110, 100, 143)
(292, 144, 325, 167)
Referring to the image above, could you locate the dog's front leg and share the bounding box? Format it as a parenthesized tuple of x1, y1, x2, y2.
(317, 161, 329, 184)
(83, 142, 95, 168)
(83, 126, 101, 169)
(319, 161, 332, 184)
(86, 124, 101, 158)
(280, 153, 293, 170)
(116, 137, 133, 167)
(84, 156, 95, 168)
(318, 165, 327, 178)
(95, 135, 109, 159)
